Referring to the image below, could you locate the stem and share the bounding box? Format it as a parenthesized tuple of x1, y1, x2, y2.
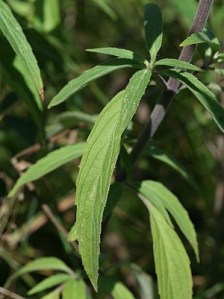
(130, 0, 214, 164)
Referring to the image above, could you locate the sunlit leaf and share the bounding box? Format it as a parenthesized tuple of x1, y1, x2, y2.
(166, 70, 224, 133)
(133, 180, 199, 260)
(154, 58, 201, 72)
(48, 59, 139, 107)
(41, 289, 61, 299)
(144, 4, 163, 64)
(8, 142, 85, 197)
(62, 279, 87, 299)
(87, 47, 146, 65)
(76, 69, 152, 290)
(180, 30, 220, 49)
(42, 0, 61, 32)
(28, 274, 71, 295)
(112, 282, 135, 299)
(0, 0, 44, 101)
(150, 205, 192, 299)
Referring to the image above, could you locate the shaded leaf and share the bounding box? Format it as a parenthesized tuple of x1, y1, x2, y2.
(75, 69, 152, 290)
(154, 58, 201, 72)
(9, 257, 73, 283)
(42, 0, 61, 32)
(8, 142, 85, 197)
(112, 282, 135, 299)
(28, 274, 71, 295)
(133, 180, 199, 260)
(62, 279, 87, 299)
(41, 288, 61, 299)
(48, 59, 139, 107)
(166, 70, 224, 133)
(144, 4, 163, 64)
(131, 264, 154, 299)
(87, 47, 146, 64)
(146, 145, 197, 189)
(150, 205, 192, 299)
(0, 0, 44, 101)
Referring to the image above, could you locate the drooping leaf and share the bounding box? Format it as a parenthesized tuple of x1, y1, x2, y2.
(0, 0, 44, 101)
(8, 257, 73, 283)
(87, 47, 146, 65)
(28, 274, 71, 295)
(180, 30, 220, 49)
(62, 279, 87, 299)
(76, 69, 152, 290)
(165, 70, 224, 133)
(112, 282, 135, 299)
(131, 264, 154, 299)
(8, 142, 85, 197)
(146, 145, 197, 189)
(150, 205, 192, 299)
(133, 180, 199, 260)
(48, 59, 139, 108)
(144, 4, 163, 64)
(154, 58, 201, 72)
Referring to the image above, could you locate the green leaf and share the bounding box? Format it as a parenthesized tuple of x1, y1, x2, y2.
(180, 30, 220, 49)
(146, 145, 197, 189)
(134, 180, 199, 260)
(87, 47, 146, 65)
(42, 0, 61, 32)
(93, 0, 117, 20)
(166, 70, 224, 133)
(62, 279, 87, 299)
(8, 142, 85, 197)
(48, 59, 139, 108)
(41, 289, 61, 299)
(112, 282, 135, 299)
(76, 69, 152, 290)
(169, 0, 197, 27)
(28, 274, 71, 295)
(8, 257, 73, 283)
(0, 0, 44, 101)
(150, 205, 192, 299)
(144, 4, 163, 64)
(154, 58, 201, 72)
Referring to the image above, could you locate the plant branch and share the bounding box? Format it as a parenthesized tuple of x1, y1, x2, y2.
(130, 0, 214, 164)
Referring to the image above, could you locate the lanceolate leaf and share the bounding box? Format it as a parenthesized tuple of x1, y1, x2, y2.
(154, 58, 201, 72)
(48, 59, 139, 108)
(76, 69, 152, 290)
(62, 279, 87, 299)
(8, 142, 85, 197)
(0, 0, 44, 101)
(87, 47, 146, 65)
(135, 180, 199, 260)
(150, 205, 192, 299)
(180, 30, 220, 48)
(144, 4, 163, 64)
(8, 257, 73, 283)
(28, 274, 71, 295)
(112, 282, 135, 299)
(166, 70, 224, 133)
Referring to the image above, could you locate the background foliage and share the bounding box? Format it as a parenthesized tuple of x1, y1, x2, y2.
(0, 0, 224, 298)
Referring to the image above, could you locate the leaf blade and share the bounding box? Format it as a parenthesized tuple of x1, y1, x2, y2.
(48, 59, 139, 108)
(144, 4, 163, 64)
(76, 69, 152, 290)
(8, 142, 85, 197)
(62, 279, 87, 299)
(0, 0, 44, 101)
(155, 58, 201, 72)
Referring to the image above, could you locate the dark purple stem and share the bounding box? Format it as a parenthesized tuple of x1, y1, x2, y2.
(129, 0, 214, 164)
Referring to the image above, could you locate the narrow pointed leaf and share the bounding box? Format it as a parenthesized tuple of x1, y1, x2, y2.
(180, 31, 220, 48)
(144, 4, 163, 64)
(150, 205, 192, 299)
(0, 0, 44, 101)
(62, 279, 87, 299)
(112, 282, 135, 299)
(76, 69, 151, 290)
(87, 47, 146, 65)
(165, 70, 224, 133)
(48, 59, 139, 108)
(8, 142, 85, 197)
(28, 274, 71, 295)
(42, 289, 61, 299)
(8, 257, 73, 283)
(135, 180, 199, 260)
(154, 58, 201, 72)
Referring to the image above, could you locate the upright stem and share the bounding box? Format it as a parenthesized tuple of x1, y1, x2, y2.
(129, 0, 214, 165)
